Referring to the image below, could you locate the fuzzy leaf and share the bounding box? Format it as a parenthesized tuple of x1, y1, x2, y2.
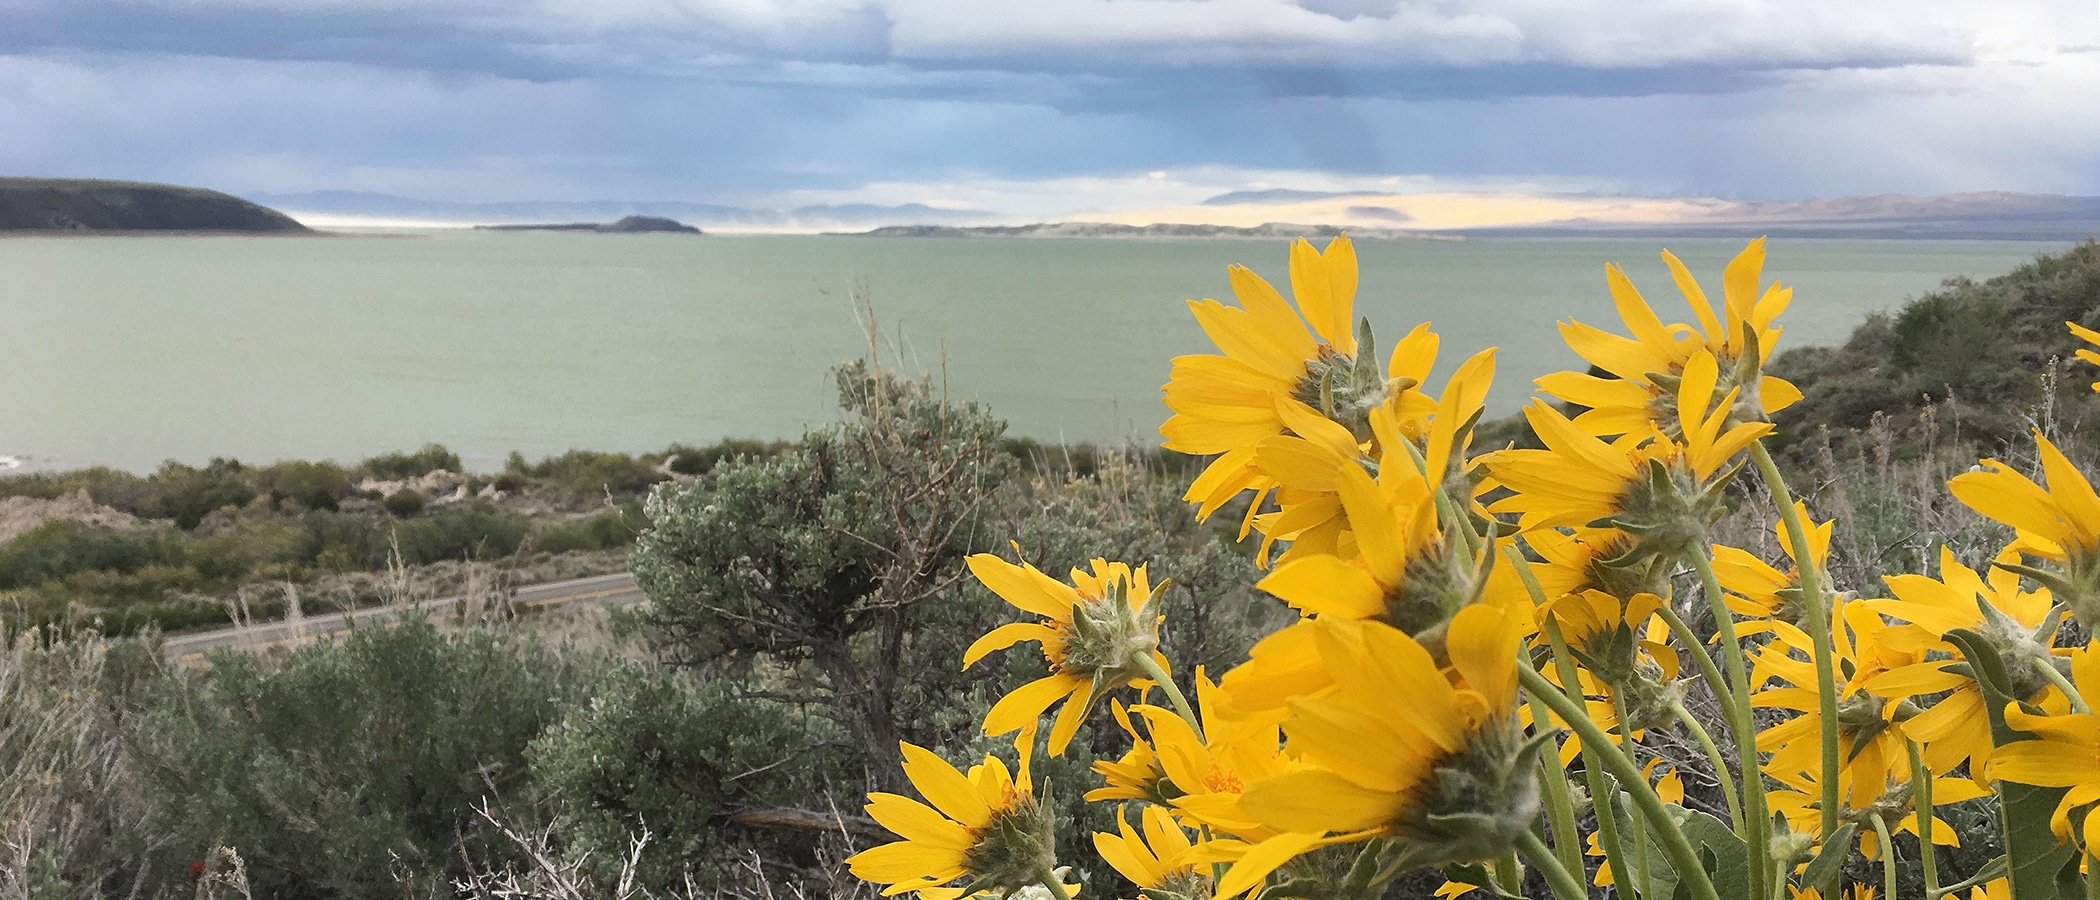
(1800, 822, 1859, 896)
(1667, 807, 1748, 900)
(1945, 628, 2078, 900)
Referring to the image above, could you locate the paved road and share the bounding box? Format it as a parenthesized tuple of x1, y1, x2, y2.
(161, 571, 644, 661)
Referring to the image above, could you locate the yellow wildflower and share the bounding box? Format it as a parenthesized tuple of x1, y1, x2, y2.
(1949, 431, 2100, 625)
(1766, 759, 1984, 862)
(1136, 675, 1296, 843)
(1486, 350, 1770, 558)
(1246, 345, 1495, 566)
(1163, 236, 1397, 535)
(1709, 500, 1834, 634)
(1093, 805, 1207, 896)
(1863, 546, 2067, 778)
(849, 742, 1056, 898)
(1540, 591, 1681, 764)
(1752, 604, 1918, 811)
(1539, 237, 1801, 437)
(1232, 605, 1538, 880)
(1085, 699, 1173, 805)
(1255, 461, 1448, 630)
(965, 554, 1164, 755)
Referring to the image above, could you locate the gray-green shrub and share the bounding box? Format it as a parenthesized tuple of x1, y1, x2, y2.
(528, 664, 849, 890)
(358, 444, 461, 481)
(504, 451, 665, 501)
(127, 619, 577, 900)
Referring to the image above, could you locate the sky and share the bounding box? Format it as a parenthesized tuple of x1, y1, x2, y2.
(3, 0, 2098, 218)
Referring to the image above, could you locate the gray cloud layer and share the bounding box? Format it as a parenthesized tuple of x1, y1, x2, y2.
(0, 0, 2092, 207)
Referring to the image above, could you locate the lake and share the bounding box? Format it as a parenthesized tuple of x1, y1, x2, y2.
(0, 231, 2068, 473)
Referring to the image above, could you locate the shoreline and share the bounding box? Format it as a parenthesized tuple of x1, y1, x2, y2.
(4, 224, 2090, 241)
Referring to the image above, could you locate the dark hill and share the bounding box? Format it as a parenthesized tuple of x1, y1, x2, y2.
(476, 215, 700, 234)
(0, 177, 309, 233)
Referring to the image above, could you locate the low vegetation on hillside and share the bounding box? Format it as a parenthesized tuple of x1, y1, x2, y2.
(0, 441, 737, 633)
(0, 363, 1260, 900)
(1767, 239, 2100, 455)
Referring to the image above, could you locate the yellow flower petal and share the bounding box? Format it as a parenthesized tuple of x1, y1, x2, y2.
(1258, 554, 1386, 620)
(1988, 741, 2100, 787)
(2037, 432, 2100, 548)
(981, 673, 1084, 739)
(1949, 465, 2072, 548)
(962, 622, 1061, 670)
(1240, 769, 1402, 833)
(966, 554, 1080, 621)
(1760, 375, 1803, 413)
(1216, 832, 1325, 899)
(846, 839, 968, 885)
(1388, 322, 1439, 385)
(865, 793, 975, 851)
(1282, 695, 1432, 793)
(898, 742, 992, 830)
(1446, 603, 1522, 709)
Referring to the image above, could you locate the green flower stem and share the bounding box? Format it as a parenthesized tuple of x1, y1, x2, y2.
(1505, 546, 1596, 879)
(1929, 860, 2010, 898)
(1749, 440, 1841, 844)
(1194, 822, 1226, 888)
(1037, 866, 1074, 900)
(1492, 850, 1523, 896)
(2034, 656, 2093, 714)
(2087, 855, 2100, 900)
(1909, 741, 1939, 896)
(1520, 662, 1722, 900)
(1445, 487, 1483, 566)
(1657, 603, 1742, 727)
(1505, 544, 1631, 891)
(1533, 725, 1587, 879)
(1613, 689, 1659, 900)
(1870, 813, 1899, 900)
(1670, 700, 1744, 831)
(1543, 617, 1636, 898)
(1134, 653, 1203, 742)
(1516, 828, 1592, 900)
(1397, 434, 1483, 568)
(1686, 546, 1774, 900)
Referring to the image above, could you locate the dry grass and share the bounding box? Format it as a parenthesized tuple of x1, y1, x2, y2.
(452, 798, 880, 900)
(0, 631, 157, 900)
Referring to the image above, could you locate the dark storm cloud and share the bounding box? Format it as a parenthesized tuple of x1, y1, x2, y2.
(0, 0, 1969, 94)
(0, 0, 2089, 207)
(0, 1, 894, 80)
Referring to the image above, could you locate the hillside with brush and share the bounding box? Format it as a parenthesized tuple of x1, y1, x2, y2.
(1767, 238, 2100, 458)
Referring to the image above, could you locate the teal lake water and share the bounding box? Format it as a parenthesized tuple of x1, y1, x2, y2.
(0, 231, 2069, 473)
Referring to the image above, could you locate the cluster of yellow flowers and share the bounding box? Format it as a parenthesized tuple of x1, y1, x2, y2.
(847, 236, 2100, 900)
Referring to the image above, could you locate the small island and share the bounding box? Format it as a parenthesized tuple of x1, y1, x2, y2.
(0, 177, 310, 233)
(476, 215, 701, 234)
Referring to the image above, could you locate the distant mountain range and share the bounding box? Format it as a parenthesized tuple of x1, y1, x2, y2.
(850, 221, 1444, 240)
(1451, 192, 2100, 240)
(250, 190, 985, 231)
(1200, 189, 1395, 206)
(10, 179, 2097, 241)
(1180, 189, 2100, 241)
